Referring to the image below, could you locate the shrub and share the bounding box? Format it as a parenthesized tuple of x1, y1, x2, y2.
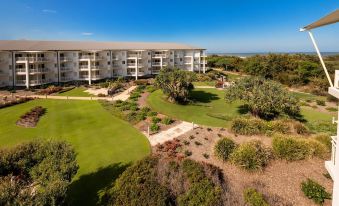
(293, 121, 309, 135)
(314, 134, 332, 150)
(301, 178, 331, 205)
(272, 136, 310, 161)
(243, 188, 269, 206)
(203, 153, 210, 159)
(231, 117, 265, 135)
(130, 105, 139, 111)
(134, 79, 149, 85)
(316, 100, 326, 106)
(97, 93, 106, 97)
(146, 85, 156, 93)
(194, 141, 202, 146)
(325, 107, 337, 112)
(151, 123, 160, 132)
(135, 112, 147, 121)
(230, 140, 272, 171)
(162, 117, 173, 125)
(148, 111, 158, 117)
(141, 106, 151, 113)
(126, 111, 137, 122)
(214, 138, 237, 161)
(184, 150, 192, 157)
(152, 117, 161, 124)
(183, 140, 190, 145)
(0, 140, 78, 205)
(307, 140, 328, 159)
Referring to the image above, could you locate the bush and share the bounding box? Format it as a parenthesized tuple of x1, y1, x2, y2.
(161, 117, 173, 125)
(314, 134, 332, 150)
(301, 178, 331, 205)
(243, 188, 269, 206)
(325, 107, 337, 112)
(97, 93, 106, 97)
(152, 117, 161, 124)
(293, 121, 309, 135)
(214, 138, 237, 161)
(230, 140, 272, 171)
(231, 117, 265, 135)
(146, 85, 157, 93)
(307, 140, 328, 159)
(316, 100, 326, 106)
(272, 136, 309, 161)
(151, 123, 160, 132)
(0, 140, 78, 205)
(148, 111, 158, 117)
(203, 153, 209, 159)
(134, 79, 149, 85)
(184, 150, 192, 157)
(141, 106, 151, 113)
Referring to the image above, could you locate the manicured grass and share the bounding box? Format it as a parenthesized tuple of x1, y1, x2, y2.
(291, 91, 326, 102)
(148, 88, 333, 129)
(193, 81, 215, 87)
(0, 99, 150, 205)
(56, 87, 94, 97)
(147, 88, 243, 127)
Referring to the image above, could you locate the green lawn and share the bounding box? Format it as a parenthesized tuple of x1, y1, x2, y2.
(56, 87, 94, 97)
(193, 81, 215, 87)
(291, 91, 326, 101)
(147, 88, 242, 127)
(147, 88, 334, 129)
(0, 99, 150, 205)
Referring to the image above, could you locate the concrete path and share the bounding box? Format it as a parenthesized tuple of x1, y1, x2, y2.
(148, 121, 198, 146)
(194, 86, 215, 89)
(3, 86, 137, 102)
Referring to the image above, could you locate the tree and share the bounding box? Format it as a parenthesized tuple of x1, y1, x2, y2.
(155, 67, 196, 103)
(225, 77, 300, 120)
(0, 140, 78, 206)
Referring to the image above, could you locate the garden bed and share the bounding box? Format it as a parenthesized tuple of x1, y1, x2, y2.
(0, 96, 33, 109)
(152, 126, 333, 206)
(16, 106, 46, 128)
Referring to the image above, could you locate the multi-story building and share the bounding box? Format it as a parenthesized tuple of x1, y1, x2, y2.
(301, 9, 339, 206)
(0, 40, 207, 88)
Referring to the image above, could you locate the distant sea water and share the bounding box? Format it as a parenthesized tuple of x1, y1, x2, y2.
(208, 52, 339, 58)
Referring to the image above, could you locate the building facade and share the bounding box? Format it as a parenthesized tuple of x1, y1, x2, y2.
(0, 40, 207, 88)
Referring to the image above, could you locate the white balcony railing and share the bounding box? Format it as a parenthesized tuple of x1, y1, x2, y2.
(79, 55, 105, 60)
(152, 54, 168, 58)
(331, 136, 337, 166)
(16, 80, 26, 84)
(16, 68, 26, 73)
(29, 79, 47, 85)
(16, 57, 50, 62)
(79, 65, 90, 70)
(60, 57, 72, 61)
(29, 68, 48, 73)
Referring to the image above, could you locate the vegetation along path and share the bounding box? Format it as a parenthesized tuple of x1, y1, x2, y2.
(0, 99, 150, 205)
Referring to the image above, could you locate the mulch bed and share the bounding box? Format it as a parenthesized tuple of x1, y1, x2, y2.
(0, 97, 34, 109)
(16, 106, 46, 128)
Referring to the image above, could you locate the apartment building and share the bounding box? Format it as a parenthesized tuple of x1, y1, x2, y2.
(0, 40, 207, 88)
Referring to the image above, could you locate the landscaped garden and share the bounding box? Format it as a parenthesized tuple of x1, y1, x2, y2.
(55, 87, 93, 97)
(0, 99, 150, 205)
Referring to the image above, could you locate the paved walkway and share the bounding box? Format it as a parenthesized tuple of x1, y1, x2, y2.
(148, 121, 199, 146)
(194, 86, 215, 89)
(2, 86, 137, 102)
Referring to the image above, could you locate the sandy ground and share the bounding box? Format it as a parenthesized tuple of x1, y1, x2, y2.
(85, 88, 108, 95)
(153, 126, 333, 206)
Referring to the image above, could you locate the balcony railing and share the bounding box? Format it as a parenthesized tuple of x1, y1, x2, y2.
(60, 77, 72, 81)
(152, 54, 168, 58)
(127, 54, 142, 58)
(60, 67, 72, 71)
(127, 72, 145, 76)
(16, 80, 26, 84)
(79, 65, 89, 69)
(79, 55, 105, 60)
(91, 65, 104, 70)
(30, 79, 47, 85)
(16, 57, 50, 62)
(16, 68, 26, 73)
(60, 57, 72, 61)
(29, 68, 48, 73)
(331, 136, 337, 166)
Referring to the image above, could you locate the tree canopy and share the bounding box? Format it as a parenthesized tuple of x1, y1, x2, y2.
(0, 140, 78, 206)
(155, 67, 196, 103)
(225, 77, 300, 120)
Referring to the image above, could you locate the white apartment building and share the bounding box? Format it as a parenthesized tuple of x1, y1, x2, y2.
(0, 40, 207, 88)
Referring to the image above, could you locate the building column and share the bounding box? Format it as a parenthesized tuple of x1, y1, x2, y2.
(135, 57, 138, 80)
(12, 52, 15, 88)
(88, 59, 91, 85)
(110, 51, 113, 78)
(191, 56, 194, 72)
(160, 57, 163, 70)
(25, 61, 29, 88)
(203, 56, 206, 74)
(198, 52, 201, 74)
(57, 51, 60, 84)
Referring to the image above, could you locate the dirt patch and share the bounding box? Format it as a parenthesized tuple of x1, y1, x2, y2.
(16, 106, 46, 128)
(152, 126, 333, 206)
(138, 91, 150, 107)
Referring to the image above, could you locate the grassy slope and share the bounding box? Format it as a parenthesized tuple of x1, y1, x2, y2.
(56, 87, 93, 97)
(0, 99, 150, 205)
(148, 88, 333, 129)
(148, 88, 242, 127)
(193, 81, 215, 87)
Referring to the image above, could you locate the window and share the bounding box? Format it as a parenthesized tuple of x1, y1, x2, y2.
(108, 61, 111, 65)
(170, 59, 173, 62)
(148, 52, 150, 55)
(54, 64, 57, 67)
(107, 52, 109, 56)
(122, 61, 125, 64)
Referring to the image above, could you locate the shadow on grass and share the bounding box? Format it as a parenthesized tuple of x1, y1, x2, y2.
(190, 90, 220, 103)
(67, 162, 130, 206)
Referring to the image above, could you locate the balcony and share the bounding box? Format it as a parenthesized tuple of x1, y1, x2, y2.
(127, 54, 142, 59)
(16, 68, 26, 73)
(152, 54, 168, 58)
(127, 71, 145, 76)
(60, 57, 72, 62)
(127, 63, 144, 67)
(29, 79, 48, 85)
(79, 75, 103, 80)
(325, 136, 336, 179)
(16, 80, 26, 85)
(91, 65, 104, 70)
(60, 76, 72, 82)
(29, 68, 49, 73)
(60, 67, 72, 72)
(152, 62, 168, 66)
(79, 65, 90, 70)
(79, 55, 105, 61)
(16, 57, 50, 62)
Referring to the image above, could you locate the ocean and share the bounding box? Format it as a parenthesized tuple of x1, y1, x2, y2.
(207, 52, 339, 58)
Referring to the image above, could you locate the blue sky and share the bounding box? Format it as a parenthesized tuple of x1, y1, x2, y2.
(0, 0, 338, 53)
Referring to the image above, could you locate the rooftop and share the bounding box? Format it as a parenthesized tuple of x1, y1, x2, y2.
(0, 40, 204, 51)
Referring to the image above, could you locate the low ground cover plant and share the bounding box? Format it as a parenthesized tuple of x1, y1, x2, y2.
(214, 137, 237, 161)
(0, 97, 33, 109)
(243, 188, 269, 206)
(230, 140, 272, 171)
(37, 85, 63, 95)
(301, 178, 331, 205)
(16, 106, 46, 128)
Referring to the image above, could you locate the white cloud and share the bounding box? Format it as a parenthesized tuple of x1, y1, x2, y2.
(81, 32, 94, 36)
(42, 9, 57, 14)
